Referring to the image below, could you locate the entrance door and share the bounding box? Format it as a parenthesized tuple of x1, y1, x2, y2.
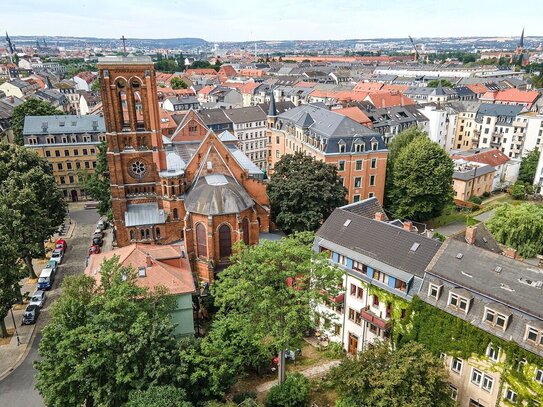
(70, 189, 78, 202)
(348, 333, 358, 355)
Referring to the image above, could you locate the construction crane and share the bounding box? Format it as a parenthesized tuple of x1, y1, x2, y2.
(408, 35, 419, 62)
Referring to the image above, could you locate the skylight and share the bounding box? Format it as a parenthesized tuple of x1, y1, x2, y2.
(410, 242, 420, 252)
(343, 219, 351, 227)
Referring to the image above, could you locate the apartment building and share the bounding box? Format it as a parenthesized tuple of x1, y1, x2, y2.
(23, 115, 106, 201)
(268, 103, 388, 203)
(522, 113, 543, 155)
(452, 160, 495, 201)
(452, 101, 481, 150)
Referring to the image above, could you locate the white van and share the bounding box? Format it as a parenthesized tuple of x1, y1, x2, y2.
(38, 268, 55, 290)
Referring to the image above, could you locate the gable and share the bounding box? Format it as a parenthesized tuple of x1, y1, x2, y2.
(170, 109, 209, 142)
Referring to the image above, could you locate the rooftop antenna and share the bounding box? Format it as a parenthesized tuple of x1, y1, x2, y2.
(120, 35, 127, 55)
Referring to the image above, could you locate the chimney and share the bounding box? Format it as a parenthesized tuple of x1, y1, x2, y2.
(504, 247, 517, 259)
(146, 253, 152, 267)
(375, 212, 385, 222)
(403, 220, 413, 232)
(465, 226, 477, 245)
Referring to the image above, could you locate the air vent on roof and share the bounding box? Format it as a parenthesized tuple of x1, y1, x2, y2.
(138, 266, 146, 278)
(456, 253, 463, 259)
(410, 242, 420, 252)
(343, 219, 351, 227)
(500, 283, 515, 292)
(461, 270, 473, 278)
(494, 266, 502, 273)
(518, 278, 543, 289)
(483, 237, 488, 243)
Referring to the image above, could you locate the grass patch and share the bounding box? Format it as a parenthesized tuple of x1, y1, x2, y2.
(0, 328, 15, 346)
(427, 206, 475, 229)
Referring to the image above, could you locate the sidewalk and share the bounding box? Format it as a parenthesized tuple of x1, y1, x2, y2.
(0, 278, 40, 381)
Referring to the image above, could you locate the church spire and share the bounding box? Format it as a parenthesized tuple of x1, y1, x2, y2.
(268, 89, 277, 117)
(519, 27, 525, 49)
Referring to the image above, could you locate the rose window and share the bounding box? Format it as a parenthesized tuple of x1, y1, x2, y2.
(130, 160, 147, 178)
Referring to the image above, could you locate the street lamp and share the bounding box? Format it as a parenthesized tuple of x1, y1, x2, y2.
(10, 307, 21, 346)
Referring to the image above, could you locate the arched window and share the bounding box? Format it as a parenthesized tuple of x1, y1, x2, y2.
(171, 185, 176, 196)
(219, 224, 232, 258)
(145, 229, 150, 239)
(173, 208, 179, 220)
(242, 218, 250, 245)
(156, 227, 161, 239)
(140, 229, 145, 239)
(196, 223, 207, 257)
(129, 230, 135, 240)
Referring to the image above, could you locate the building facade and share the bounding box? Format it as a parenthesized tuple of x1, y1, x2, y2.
(452, 160, 495, 202)
(23, 114, 106, 201)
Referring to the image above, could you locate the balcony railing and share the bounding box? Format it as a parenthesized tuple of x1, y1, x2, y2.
(359, 306, 392, 330)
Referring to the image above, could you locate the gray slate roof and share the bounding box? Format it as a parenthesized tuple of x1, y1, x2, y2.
(453, 163, 495, 181)
(124, 203, 166, 227)
(23, 115, 105, 135)
(476, 103, 524, 118)
(223, 106, 266, 123)
(341, 197, 389, 220)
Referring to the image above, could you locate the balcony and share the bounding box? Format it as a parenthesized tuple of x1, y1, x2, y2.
(360, 306, 392, 330)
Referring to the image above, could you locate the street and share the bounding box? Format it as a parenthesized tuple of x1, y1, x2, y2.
(0, 205, 101, 406)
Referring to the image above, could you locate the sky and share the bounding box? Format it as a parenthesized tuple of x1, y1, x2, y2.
(2, 0, 542, 42)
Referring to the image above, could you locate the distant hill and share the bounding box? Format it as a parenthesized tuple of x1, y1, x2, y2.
(11, 36, 209, 49)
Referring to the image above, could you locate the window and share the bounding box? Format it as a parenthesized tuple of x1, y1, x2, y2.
(66, 162, 72, 170)
(486, 344, 500, 362)
(338, 161, 345, 171)
(368, 192, 374, 198)
(354, 177, 361, 188)
(369, 175, 375, 186)
(196, 223, 207, 257)
(371, 158, 377, 169)
(45, 150, 51, 157)
(219, 224, 232, 258)
(471, 368, 482, 385)
(57, 163, 63, 170)
(242, 217, 250, 245)
(339, 143, 346, 153)
(525, 326, 542, 345)
(449, 293, 469, 312)
(373, 295, 379, 307)
(481, 374, 494, 392)
(64, 150, 70, 156)
(129, 230, 135, 240)
(504, 388, 517, 403)
(451, 357, 463, 373)
(448, 385, 458, 401)
(355, 160, 363, 171)
(428, 284, 441, 299)
(59, 176, 65, 184)
(155, 227, 161, 239)
(535, 368, 543, 384)
(353, 195, 360, 202)
(484, 308, 508, 329)
(173, 208, 178, 220)
(350, 284, 357, 296)
(371, 142, 378, 151)
(83, 148, 88, 155)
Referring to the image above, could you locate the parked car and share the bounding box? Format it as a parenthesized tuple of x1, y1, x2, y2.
(45, 260, 58, 273)
(29, 290, 46, 308)
(97, 219, 107, 230)
(93, 228, 103, 238)
(38, 267, 56, 290)
(88, 244, 101, 255)
(92, 236, 103, 246)
(56, 239, 67, 251)
(22, 305, 40, 325)
(50, 249, 64, 264)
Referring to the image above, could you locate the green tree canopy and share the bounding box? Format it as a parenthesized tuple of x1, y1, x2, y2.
(518, 148, 540, 185)
(265, 373, 310, 407)
(154, 59, 179, 73)
(11, 98, 64, 145)
(267, 152, 347, 234)
(388, 136, 454, 221)
(0, 234, 24, 337)
(210, 233, 342, 383)
(0, 144, 66, 278)
(427, 79, 454, 88)
(81, 140, 111, 217)
(384, 127, 426, 208)
(328, 341, 454, 407)
(487, 203, 543, 257)
(125, 386, 192, 407)
(35, 257, 182, 407)
(170, 77, 188, 89)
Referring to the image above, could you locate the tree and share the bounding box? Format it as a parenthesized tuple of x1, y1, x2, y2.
(265, 373, 310, 407)
(125, 386, 192, 407)
(384, 127, 426, 208)
(211, 233, 342, 383)
(388, 137, 454, 221)
(267, 152, 347, 234)
(11, 98, 64, 145)
(427, 79, 454, 88)
(154, 59, 179, 73)
(0, 235, 24, 337)
(91, 78, 100, 92)
(518, 148, 540, 185)
(510, 182, 526, 200)
(170, 77, 188, 89)
(487, 203, 543, 257)
(328, 341, 454, 407)
(0, 144, 66, 278)
(81, 141, 111, 217)
(35, 257, 181, 407)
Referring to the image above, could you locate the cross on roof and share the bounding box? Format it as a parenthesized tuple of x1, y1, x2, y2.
(120, 35, 127, 54)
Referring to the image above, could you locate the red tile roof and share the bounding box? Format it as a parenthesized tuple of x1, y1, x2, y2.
(75, 71, 96, 84)
(365, 91, 415, 108)
(353, 82, 384, 92)
(334, 106, 372, 126)
(466, 83, 489, 95)
(198, 85, 216, 96)
(239, 82, 259, 95)
(218, 65, 237, 77)
(481, 88, 540, 106)
(185, 68, 218, 76)
(451, 148, 510, 167)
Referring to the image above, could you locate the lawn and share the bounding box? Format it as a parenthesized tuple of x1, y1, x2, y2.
(426, 205, 477, 229)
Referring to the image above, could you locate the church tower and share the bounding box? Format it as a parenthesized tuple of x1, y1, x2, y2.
(97, 56, 167, 246)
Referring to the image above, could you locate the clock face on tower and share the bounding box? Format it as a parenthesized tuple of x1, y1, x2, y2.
(128, 159, 148, 179)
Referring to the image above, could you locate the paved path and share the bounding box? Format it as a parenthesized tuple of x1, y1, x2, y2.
(0, 206, 100, 407)
(255, 360, 341, 393)
(474, 208, 496, 223)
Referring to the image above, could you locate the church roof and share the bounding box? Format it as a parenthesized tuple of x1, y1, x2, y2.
(184, 174, 254, 216)
(124, 203, 167, 227)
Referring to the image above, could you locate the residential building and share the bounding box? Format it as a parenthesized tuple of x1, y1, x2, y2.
(534, 149, 543, 195)
(452, 160, 495, 202)
(480, 88, 540, 110)
(22, 115, 106, 201)
(163, 96, 200, 112)
(33, 89, 69, 112)
(73, 71, 97, 91)
(362, 104, 428, 144)
(97, 56, 270, 282)
(451, 101, 481, 150)
(522, 113, 543, 155)
(419, 105, 449, 148)
(78, 90, 101, 115)
(268, 102, 388, 203)
(0, 78, 39, 98)
(0, 95, 23, 143)
(85, 243, 196, 336)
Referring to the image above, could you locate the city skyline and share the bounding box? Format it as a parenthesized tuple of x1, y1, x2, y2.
(3, 0, 542, 42)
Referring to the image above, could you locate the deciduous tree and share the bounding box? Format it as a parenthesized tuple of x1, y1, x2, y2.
(170, 77, 188, 89)
(125, 386, 192, 407)
(267, 152, 346, 234)
(11, 98, 64, 145)
(487, 203, 543, 257)
(518, 148, 540, 185)
(0, 144, 66, 278)
(81, 140, 111, 217)
(388, 137, 454, 221)
(328, 341, 454, 407)
(0, 236, 23, 337)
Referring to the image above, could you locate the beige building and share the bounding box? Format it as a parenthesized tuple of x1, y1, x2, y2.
(452, 160, 495, 202)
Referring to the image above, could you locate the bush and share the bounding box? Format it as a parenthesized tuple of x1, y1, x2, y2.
(481, 191, 491, 198)
(468, 196, 483, 205)
(265, 373, 310, 407)
(233, 391, 257, 404)
(510, 182, 526, 200)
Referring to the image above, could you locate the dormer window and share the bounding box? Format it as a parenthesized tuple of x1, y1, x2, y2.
(338, 141, 346, 153)
(525, 325, 543, 347)
(428, 283, 443, 300)
(448, 291, 471, 313)
(484, 307, 509, 330)
(371, 142, 378, 151)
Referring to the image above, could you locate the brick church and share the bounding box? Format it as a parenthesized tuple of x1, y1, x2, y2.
(97, 56, 271, 281)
